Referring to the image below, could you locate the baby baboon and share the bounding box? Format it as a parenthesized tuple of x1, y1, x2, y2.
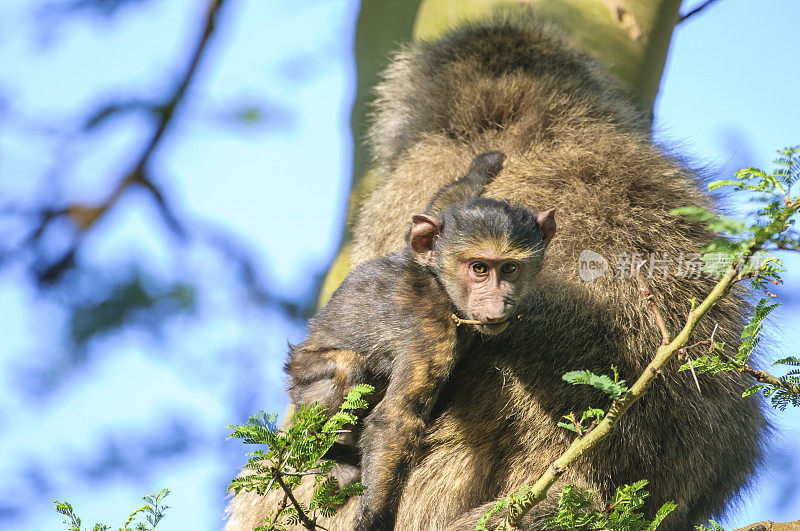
(286, 151, 555, 531)
(227, 11, 767, 531)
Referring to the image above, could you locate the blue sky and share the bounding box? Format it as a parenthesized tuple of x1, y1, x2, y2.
(0, 0, 798, 529)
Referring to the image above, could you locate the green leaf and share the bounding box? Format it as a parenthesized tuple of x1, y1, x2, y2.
(648, 501, 678, 530)
(739, 299, 779, 364)
(562, 370, 629, 399)
(54, 490, 169, 531)
(670, 206, 748, 235)
(476, 497, 511, 531)
(742, 384, 765, 398)
(539, 480, 674, 530)
(227, 386, 375, 529)
(707, 179, 741, 190)
(695, 520, 725, 531)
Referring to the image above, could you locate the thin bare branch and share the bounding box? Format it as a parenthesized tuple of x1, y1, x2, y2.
(678, 0, 721, 24)
(32, 0, 226, 280)
(450, 314, 522, 326)
(135, 0, 226, 171)
(451, 314, 483, 326)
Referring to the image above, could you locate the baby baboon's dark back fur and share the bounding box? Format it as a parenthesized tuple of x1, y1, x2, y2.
(225, 13, 767, 531)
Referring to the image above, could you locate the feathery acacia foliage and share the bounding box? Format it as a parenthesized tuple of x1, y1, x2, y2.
(542, 481, 676, 530)
(557, 368, 629, 436)
(740, 355, 800, 410)
(54, 489, 170, 531)
(695, 520, 725, 531)
(674, 147, 800, 410)
(227, 384, 374, 530)
(476, 480, 675, 531)
(547, 372, 676, 528)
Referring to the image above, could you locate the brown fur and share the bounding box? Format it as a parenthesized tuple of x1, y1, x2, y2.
(228, 151, 551, 531)
(226, 13, 766, 531)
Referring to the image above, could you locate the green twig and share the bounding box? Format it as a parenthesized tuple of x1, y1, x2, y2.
(719, 352, 800, 395)
(274, 472, 317, 530)
(494, 196, 800, 530)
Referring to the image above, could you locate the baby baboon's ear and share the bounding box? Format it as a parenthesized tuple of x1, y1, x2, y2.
(410, 214, 441, 264)
(537, 208, 556, 246)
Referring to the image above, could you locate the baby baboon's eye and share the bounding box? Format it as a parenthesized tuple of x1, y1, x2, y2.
(472, 262, 488, 275)
(500, 262, 518, 275)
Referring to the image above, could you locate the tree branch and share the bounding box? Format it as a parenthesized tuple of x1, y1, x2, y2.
(678, 0, 721, 23)
(32, 0, 226, 281)
(494, 196, 800, 530)
(270, 493, 289, 526)
(719, 352, 800, 396)
(274, 472, 317, 530)
(136, 0, 225, 172)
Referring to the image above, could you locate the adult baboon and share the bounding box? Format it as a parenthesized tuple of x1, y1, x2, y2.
(226, 12, 766, 531)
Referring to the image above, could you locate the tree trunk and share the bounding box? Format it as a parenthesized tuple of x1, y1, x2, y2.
(318, 0, 421, 304)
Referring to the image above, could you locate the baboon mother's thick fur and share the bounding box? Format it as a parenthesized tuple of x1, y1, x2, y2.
(226, 16, 767, 531)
